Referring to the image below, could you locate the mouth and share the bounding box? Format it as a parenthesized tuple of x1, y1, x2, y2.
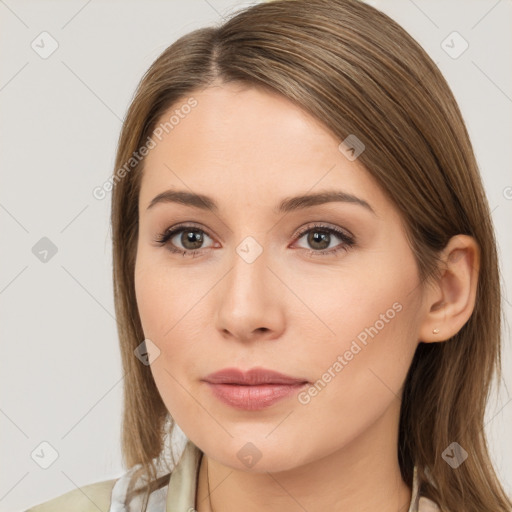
(202, 367, 309, 410)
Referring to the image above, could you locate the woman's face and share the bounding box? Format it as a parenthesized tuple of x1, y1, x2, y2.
(135, 82, 426, 472)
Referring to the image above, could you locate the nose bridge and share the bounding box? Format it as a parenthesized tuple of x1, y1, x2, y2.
(226, 232, 270, 305)
(214, 231, 284, 339)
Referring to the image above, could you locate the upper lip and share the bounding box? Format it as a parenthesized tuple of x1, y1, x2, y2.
(203, 367, 309, 385)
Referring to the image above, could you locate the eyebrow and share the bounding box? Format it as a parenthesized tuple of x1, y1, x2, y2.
(146, 189, 375, 215)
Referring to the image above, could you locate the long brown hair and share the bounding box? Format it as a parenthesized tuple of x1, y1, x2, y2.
(110, 0, 511, 510)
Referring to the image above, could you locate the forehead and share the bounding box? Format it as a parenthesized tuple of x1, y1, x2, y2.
(138, 83, 386, 215)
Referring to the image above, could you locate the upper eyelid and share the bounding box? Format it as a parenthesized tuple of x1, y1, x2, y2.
(294, 223, 353, 239)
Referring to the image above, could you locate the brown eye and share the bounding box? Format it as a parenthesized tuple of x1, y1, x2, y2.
(304, 230, 331, 250)
(294, 223, 355, 256)
(176, 229, 206, 250)
(154, 225, 215, 256)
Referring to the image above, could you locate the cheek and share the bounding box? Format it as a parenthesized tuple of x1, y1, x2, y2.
(134, 272, 176, 341)
(134, 248, 210, 390)
(134, 257, 202, 427)
(134, 245, 202, 341)
(288, 273, 420, 464)
(296, 258, 420, 412)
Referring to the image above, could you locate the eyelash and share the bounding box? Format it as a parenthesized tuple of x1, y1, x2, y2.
(153, 222, 355, 258)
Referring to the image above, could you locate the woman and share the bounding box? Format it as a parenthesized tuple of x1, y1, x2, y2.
(25, 0, 511, 511)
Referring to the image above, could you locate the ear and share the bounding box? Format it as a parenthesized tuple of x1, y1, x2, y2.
(419, 235, 480, 343)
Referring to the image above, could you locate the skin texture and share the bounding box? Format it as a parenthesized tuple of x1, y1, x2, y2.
(134, 82, 479, 512)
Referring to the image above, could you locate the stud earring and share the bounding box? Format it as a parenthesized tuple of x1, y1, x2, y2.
(432, 328, 440, 334)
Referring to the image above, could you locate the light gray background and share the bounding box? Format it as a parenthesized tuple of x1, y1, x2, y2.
(1, 0, 511, 510)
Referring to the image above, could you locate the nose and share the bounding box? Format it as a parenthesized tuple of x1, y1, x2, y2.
(213, 240, 285, 343)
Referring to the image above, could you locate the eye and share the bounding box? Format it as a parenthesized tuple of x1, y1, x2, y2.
(293, 223, 355, 256)
(153, 224, 215, 257)
(154, 222, 355, 258)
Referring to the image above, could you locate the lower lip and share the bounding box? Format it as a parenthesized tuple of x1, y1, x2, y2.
(205, 382, 308, 411)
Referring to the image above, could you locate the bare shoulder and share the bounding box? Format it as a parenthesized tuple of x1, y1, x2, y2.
(23, 478, 118, 512)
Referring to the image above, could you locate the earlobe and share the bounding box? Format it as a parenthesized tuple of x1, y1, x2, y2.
(419, 235, 480, 343)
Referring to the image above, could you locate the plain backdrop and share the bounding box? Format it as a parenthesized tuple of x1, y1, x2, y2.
(1, 0, 511, 510)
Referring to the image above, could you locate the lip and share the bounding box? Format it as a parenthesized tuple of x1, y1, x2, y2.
(202, 367, 309, 411)
(204, 367, 308, 385)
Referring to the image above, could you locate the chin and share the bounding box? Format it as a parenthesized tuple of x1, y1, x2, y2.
(198, 435, 316, 474)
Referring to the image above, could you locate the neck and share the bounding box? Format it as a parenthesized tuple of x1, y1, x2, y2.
(195, 400, 411, 512)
